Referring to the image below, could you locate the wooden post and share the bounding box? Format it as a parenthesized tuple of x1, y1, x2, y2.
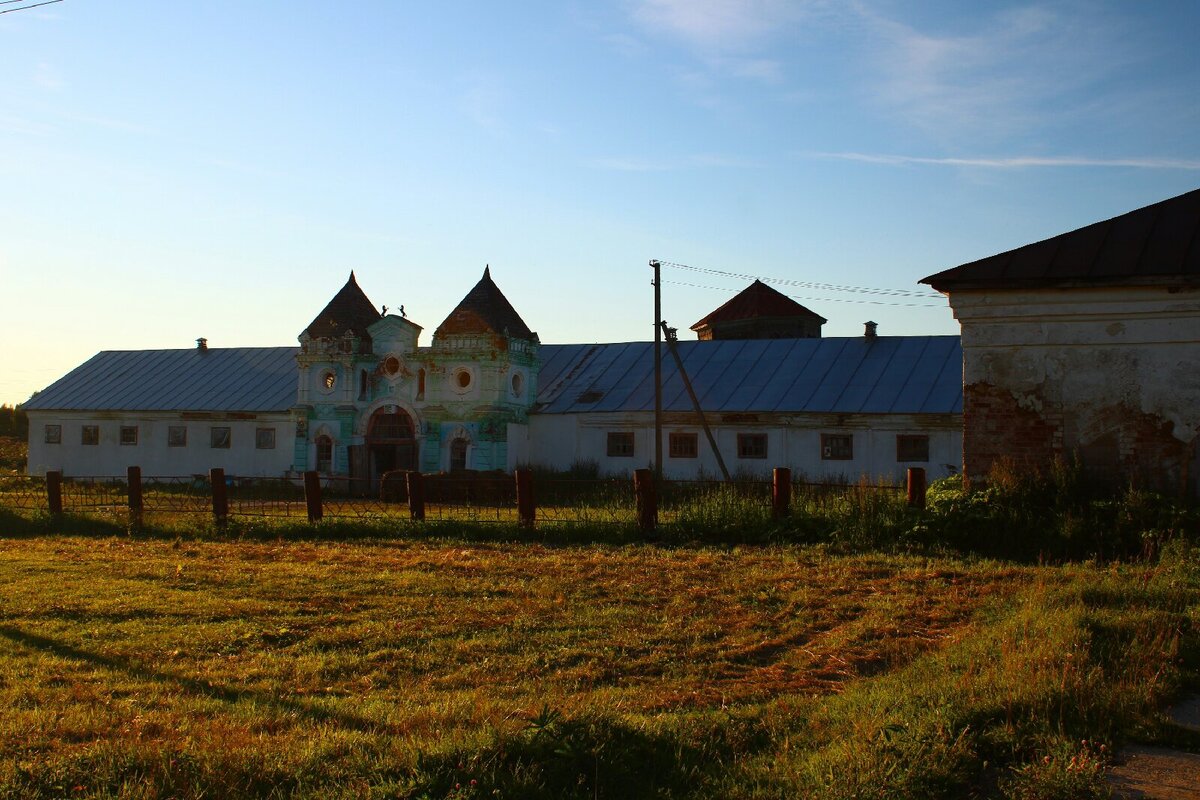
(210, 468, 228, 527)
(772, 467, 791, 519)
(127, 466, 143, 528)
(46, 470, 63, 515)
(907, 467, 927, 510)
(406, 470, 425, 522)
(634, 468, 657, 533)
(304, 470, 323, 523)
(515, 468, 535, 528)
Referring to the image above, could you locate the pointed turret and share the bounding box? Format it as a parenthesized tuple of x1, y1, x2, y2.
(302, 271, 383, 343)
(434, 266, 536, 341)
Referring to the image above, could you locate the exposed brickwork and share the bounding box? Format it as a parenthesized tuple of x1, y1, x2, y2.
(965, 381, 1194, 493)
(963, 382, 1062, 484)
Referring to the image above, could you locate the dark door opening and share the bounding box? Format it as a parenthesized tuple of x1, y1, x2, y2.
(366, 409, 418, 486)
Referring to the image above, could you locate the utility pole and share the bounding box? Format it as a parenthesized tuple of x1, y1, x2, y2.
(650, 259, 663, 481)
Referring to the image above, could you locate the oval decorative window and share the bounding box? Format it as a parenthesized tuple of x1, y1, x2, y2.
(321, 370, 337, 391)
(452, 368, 472, 392)
(511, 372, 524, 398)
(382, 355, 402, 378)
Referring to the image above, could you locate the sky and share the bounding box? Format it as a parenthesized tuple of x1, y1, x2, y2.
(1, 0, 1198, 405)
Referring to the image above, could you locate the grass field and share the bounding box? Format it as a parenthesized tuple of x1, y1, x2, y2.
(1, 531, 1197, 799)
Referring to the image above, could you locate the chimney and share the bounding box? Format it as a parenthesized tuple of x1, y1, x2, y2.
(196, 337, 208, 351)
(863, 321, 877, 340)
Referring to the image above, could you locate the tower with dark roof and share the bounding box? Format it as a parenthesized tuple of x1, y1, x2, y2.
(690, 280, 826, 340)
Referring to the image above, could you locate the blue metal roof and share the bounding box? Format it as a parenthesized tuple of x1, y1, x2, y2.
(534, 337, 962, 415)
(23, 348, 300, 413)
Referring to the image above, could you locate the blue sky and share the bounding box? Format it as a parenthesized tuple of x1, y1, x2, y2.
(2, 0, 1197, 405)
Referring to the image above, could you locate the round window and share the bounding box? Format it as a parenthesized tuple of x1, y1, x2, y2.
(321, 370, 337, 391)
(454, 369, 472, 390)
(511, 372, 524, 397)
(382, 355, 402, 377)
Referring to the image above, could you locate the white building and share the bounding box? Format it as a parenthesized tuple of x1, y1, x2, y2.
(25, 273, 963, 484)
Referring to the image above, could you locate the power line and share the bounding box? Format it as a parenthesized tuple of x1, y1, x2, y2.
(1, 0, 63, 13)
(657, 259, 943, 299)
(662, 279, 946, 308)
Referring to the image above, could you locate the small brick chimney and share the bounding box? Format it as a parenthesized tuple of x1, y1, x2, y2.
(864, 321, 877, 340)
(196, 337, 208, 351)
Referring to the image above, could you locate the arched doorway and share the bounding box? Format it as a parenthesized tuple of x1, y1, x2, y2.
(449, 437, 469, 472)
(366, 408, 418, 481)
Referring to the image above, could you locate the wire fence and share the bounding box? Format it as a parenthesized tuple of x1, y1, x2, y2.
(0, 469, 911, 529)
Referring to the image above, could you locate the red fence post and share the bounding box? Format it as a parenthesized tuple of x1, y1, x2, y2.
(406, 471, 425, 522)
(515, 468, 535, 528)
(634, 468, 657, 533)
(127, 466, 143, 528)
(772, 467, 791, 519)
(46, 470, 63, 515)
(304, 470, 323, 523)
(907, 467, 927, 510)
(210, 468, 228, 527)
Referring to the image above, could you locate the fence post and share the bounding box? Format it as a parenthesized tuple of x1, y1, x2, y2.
(772, 467, 791, 519)
(127, 466, 143, 528)
(304, 470, 323, 523)
(515, 468, 535, 528)
(210, 467, 228, 527)
(46, 470, 63, 515)
(406, 470, 425, 522)
(634, 468, 657, 533)
(907, 467, 927, 510)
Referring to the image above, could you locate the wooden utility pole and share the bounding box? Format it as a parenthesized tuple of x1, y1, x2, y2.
(651, 259, 663, 481)
(660, 321, 731, 482)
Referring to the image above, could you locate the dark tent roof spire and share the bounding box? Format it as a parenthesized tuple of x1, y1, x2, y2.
(435, 267, 535, 340)
(302, 272, 382, 341)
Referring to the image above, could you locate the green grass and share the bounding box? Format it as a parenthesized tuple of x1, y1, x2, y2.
(0, 529, 1197, 799)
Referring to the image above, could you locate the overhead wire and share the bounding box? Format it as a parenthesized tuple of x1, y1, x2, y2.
(662, 279, 946, 308)
(656, 259, 944, 300)
(1, 0, 63, 12)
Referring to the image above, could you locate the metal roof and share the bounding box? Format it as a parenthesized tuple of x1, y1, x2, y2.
(922, 188, 1200, 290)
(534, 337, 962, 415)
(23, 347, 300, 413)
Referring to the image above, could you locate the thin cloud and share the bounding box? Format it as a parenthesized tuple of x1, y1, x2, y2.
(810, 152, 1200, 170)
(630, 0, 801, 51)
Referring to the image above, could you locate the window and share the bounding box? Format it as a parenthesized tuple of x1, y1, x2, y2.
(358, 369, 369, 401)
(669, 432, 698, 459)
(453, 368, 472, 391)
(511, 372, 524, 398)
(821, 433, 853, 460)
(450, 438, 469, 471)
(119, 426, 138, 446)
(256, 427, 276, 450)
(168, 425, 187, 447)
(320, 370, 337, 391)
(81, 425, 99, 446)
(315, 435, 333, 473)
(382, 355, 402, 377)
(737, 433, 768, 459)
(417, 368, 426, 400)
(210, 426, 231, 449)
(44, 424, 61, 445)
(607, 432, 635, 457)
(897, 435, 929, 462)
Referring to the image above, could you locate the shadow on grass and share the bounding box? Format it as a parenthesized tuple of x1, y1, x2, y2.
(0, 624, 392, 735)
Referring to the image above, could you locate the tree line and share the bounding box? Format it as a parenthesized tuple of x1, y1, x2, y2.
(0, 405, 28, 437)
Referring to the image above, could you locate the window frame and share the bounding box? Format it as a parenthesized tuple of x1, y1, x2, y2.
(669, 431, 698, 459)
(167, 425, 187, 448)
(119, 425, 138, 446)
(736, 433, 768, 460)
(256, 427, 276, 450)
(81, 425, 99, 446)
(821, 433, 853, 461)
(606, 431, 635, 458)
(315, 435, 334, 473)
(210, 426, 232, 449)
(44, 424, 61, 445)
(896, 434, 930, 463)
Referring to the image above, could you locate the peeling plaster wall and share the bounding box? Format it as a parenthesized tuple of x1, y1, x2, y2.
(948, 285, 1200, 492)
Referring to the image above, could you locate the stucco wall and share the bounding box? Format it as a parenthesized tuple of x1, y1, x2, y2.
(948, 285, 1200, 492)
(26, 411, 295, 478)
(526, 412, 961, 482)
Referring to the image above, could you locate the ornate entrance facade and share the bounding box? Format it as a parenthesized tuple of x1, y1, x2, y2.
(366, 407, 418, 482)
